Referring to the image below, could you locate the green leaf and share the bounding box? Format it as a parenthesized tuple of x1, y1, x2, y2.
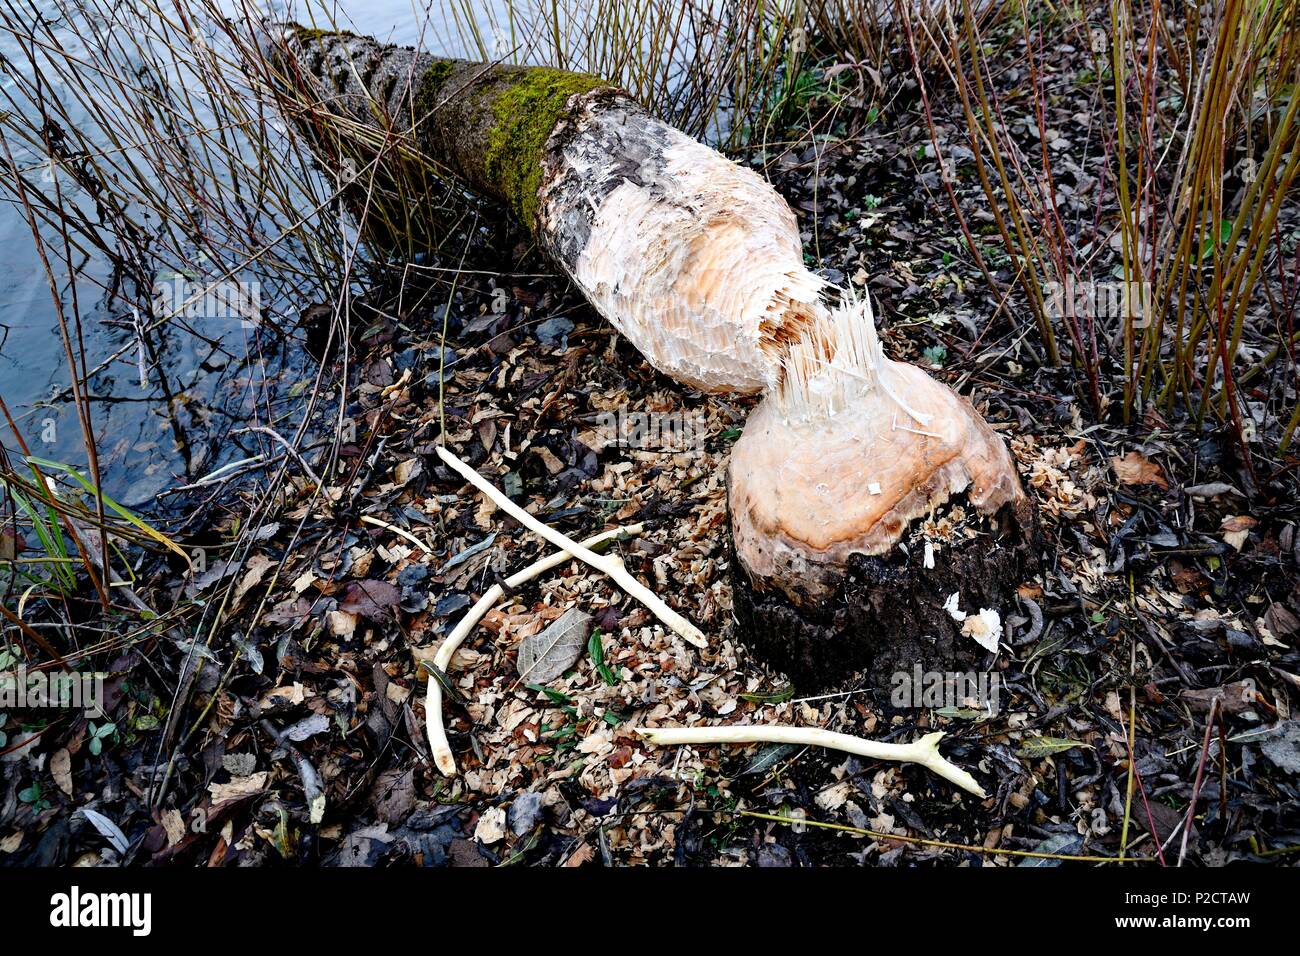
(89, 737, 103, 756)
(525, 684, 573, 706)
(588, 630, 617, 686)
(1198, 219, 1234, 261)
(1017, 736, 1091, 758)
(1018, 832, 1084, 866)
(739, 686, 795, 705)
(25, 456, 190, 566)
(741, 743, 799, 776)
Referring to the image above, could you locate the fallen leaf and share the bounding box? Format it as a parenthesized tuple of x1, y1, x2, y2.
(516, 607, 592, 684)
(1181, 681, 1256, 716)
(441, 534, 498, 573)
(50, 748, 73, 796)
(340, 579, 401, 622)
(232, 554, 275, 606)
(371, 768, 416, 825)
(1112, 451, 1168, 489)
(393, 458, 423, 485)
(1257, 721, 1300, 775)
(78, 808, 129, 855)
(1017, 832, 1082, 866)
(1265, 604, 1300, 637)
(265, 596, 314, 628)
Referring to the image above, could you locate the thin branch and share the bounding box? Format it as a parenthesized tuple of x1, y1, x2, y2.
(436, 445, 706, 647)
(635, 724, 986, 797)
(426, 522, 645, 776)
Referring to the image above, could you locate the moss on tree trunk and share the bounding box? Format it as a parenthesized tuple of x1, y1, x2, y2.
(273, 27, 614, 234)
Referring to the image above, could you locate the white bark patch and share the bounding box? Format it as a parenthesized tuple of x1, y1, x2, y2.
(565, 126, 821, 393)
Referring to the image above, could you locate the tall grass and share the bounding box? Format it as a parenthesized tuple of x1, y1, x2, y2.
(0, 0, 365, 673)
(884, 0, 1300, 468)
(434, 0, 808, 147)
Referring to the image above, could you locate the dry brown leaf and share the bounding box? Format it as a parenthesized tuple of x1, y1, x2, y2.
(1265, 603, 1300, 637)
(50, 747, 73, 796)
(1111, 451, 1168, 489)
(394, 458, 423, 485)
(516, 607, 591, 684)
(1221, 514, 1257, 551)
(340, 579, 401, 622)
(232, 553, 275, 606)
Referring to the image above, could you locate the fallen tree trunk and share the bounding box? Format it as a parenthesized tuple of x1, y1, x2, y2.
(266, 26, 1036, 690)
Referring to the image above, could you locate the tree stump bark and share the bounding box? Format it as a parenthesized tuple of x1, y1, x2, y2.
(730, 497, 1037, 692)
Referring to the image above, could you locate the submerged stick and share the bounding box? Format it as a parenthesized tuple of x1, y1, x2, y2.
(426, 522, 644, 776)
(634, 724, 986, 797)
(436, 446, 706, 648)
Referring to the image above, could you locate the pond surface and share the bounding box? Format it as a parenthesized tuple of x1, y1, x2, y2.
(0, 0, 493, 505)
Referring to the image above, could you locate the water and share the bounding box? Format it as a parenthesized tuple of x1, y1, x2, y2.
(0, 0, 737, 505)
(0, 1, 439, 505)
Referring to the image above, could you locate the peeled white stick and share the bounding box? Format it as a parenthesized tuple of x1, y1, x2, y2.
(634, 725, 986, 797)
(426, 523, 645, 776)
(436, 445, 707, 648)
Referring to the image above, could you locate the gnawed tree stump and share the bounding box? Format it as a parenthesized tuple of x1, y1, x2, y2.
(731, 495, 1037, 692)
(266, 26, 1037, 691)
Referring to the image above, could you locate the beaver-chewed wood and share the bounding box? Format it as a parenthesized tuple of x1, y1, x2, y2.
(269, 26, 838, 393)
(269, 26, 1037, 695)
(729, 498, 1037, 692)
